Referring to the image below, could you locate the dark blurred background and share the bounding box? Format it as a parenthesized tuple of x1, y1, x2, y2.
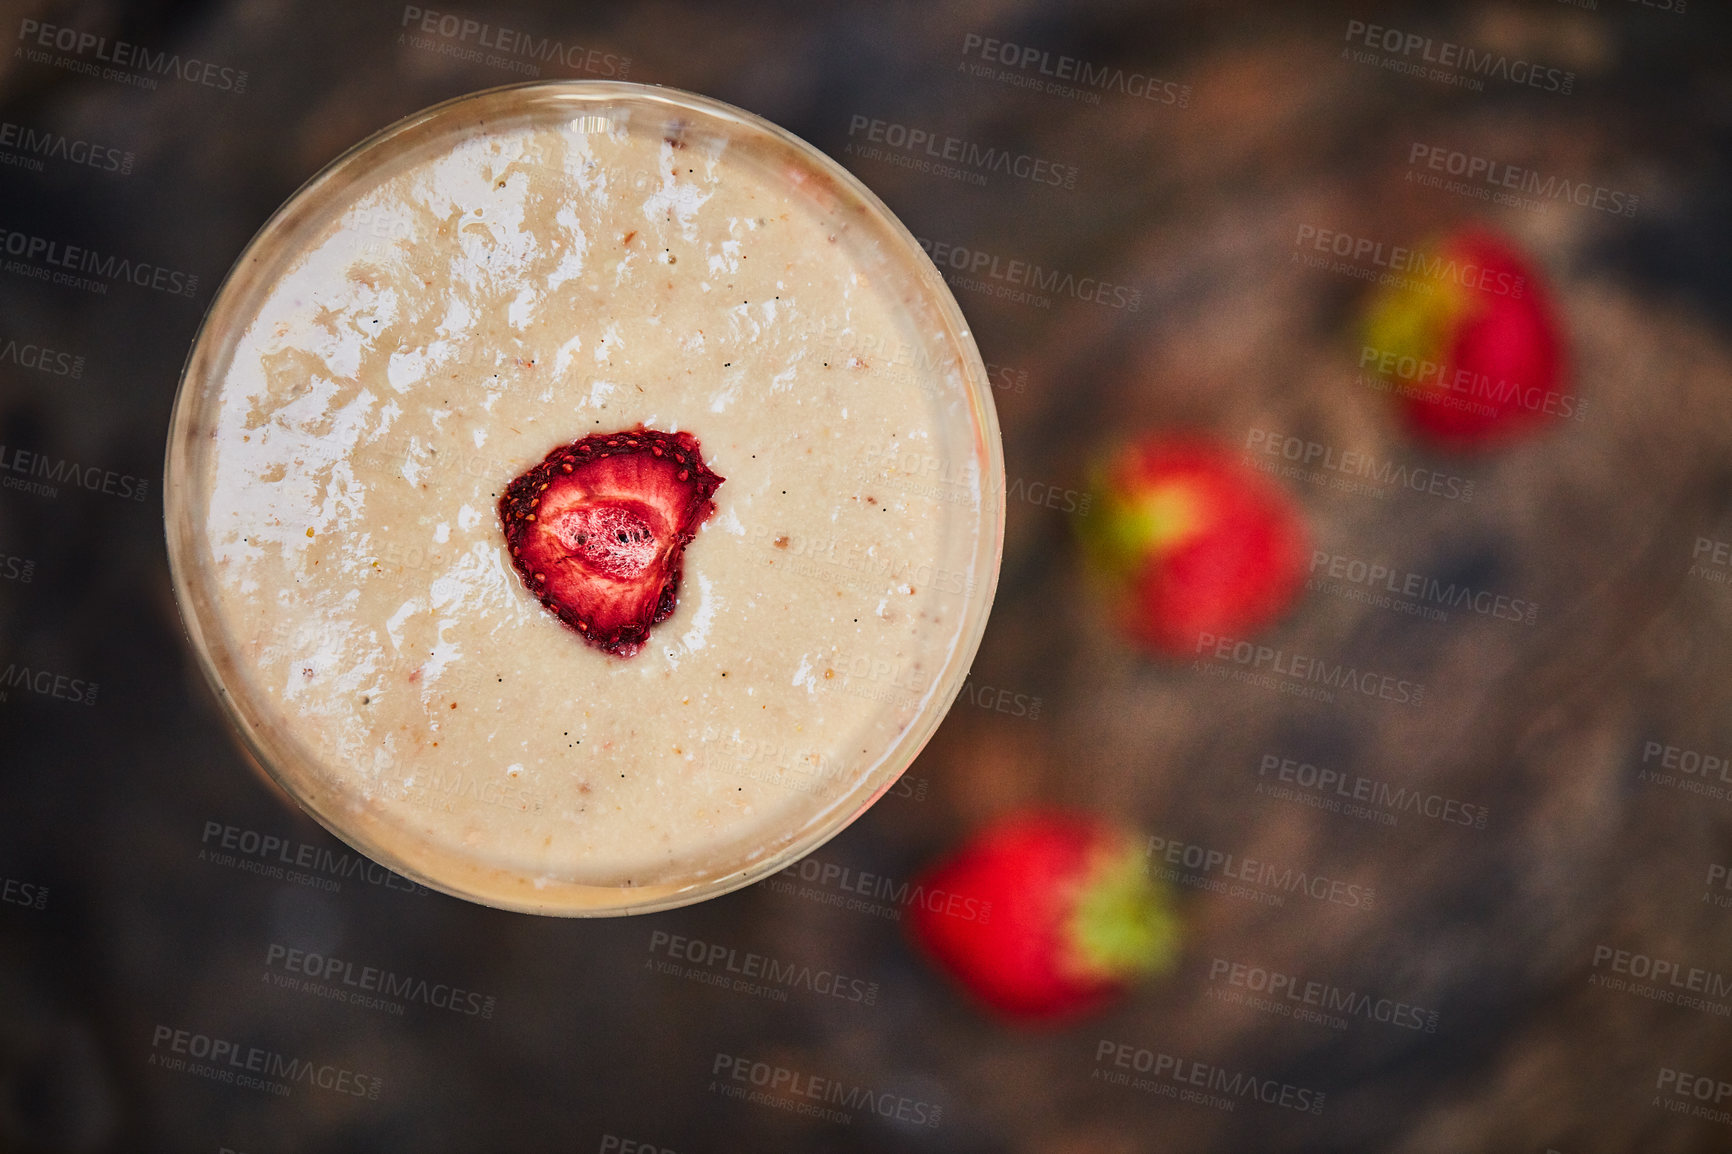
(2, 0, 1731, 1150)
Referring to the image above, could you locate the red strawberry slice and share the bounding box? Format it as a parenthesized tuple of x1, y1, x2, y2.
(907, 811, 1180, 1024)
(499, 427, 723, 658)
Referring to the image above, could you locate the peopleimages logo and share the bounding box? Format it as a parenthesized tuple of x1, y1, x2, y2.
(1358, 345, 1585, 423)
(0, 552, 34, 584)
(397, 767, 544, 816)
(1145, 833, 1375, 911)
(1636, 740, 1732, 805)
(1406, 143, 1638, 218)
(0, 445, 149, 503)
(1341, 20, 1575, 94)
(1691, 537, 1732, 588)
(263, 944, 497, 1018)
(17, 19, 248, 92)
(648, 931, 880, 1006)
(0, 226, 198, 297)
(198, 820, 432, 897)
(0, 338, 84, 380)
(0, 120, 132, 176)
(748, 523, 980, 601)
(398, 6, 630, 78)
(1193, 631, 1425, 708)
(1093, 1040, 1326, 1114)
(914, 235, 1141, 312)
(1655, 1067, 1732, 1128)
(1705, 863, 1732, 910)
(766, 855, 992, 924)
(1244, 428, 1476, 503)
(844, 114, 1079, 189)
(958, 34, 1190, 107)
(1206, 957, 1440, 1033)
(0, 661, 98, 706)
(598, 1138, 678, 1154)
(710, 1053, 942, 1128)
(1255, 753, 1489, 831)
(1, 875, 48, 910)
(857, 443, 1093, 517)
(1307, 550, 1539, 626)
(1293, 224, 1526, 298)
(1591, 945, 1732, 1009)
(149, 1025, 381, 1099)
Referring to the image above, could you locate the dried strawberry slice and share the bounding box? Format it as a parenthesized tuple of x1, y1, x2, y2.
(499, 427, 723, 658)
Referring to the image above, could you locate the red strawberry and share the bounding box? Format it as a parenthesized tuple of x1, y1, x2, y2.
(499, 427, 723, 657)
(907, 811, 1179, 1023)
(1075, 437, 1308, 656)
(1360, 228, 1569, 448)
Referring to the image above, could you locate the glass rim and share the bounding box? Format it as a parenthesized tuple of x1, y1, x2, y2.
(163, 79, 1006, 916)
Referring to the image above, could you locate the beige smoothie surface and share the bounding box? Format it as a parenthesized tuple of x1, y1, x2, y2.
(200, 108, 989, 898)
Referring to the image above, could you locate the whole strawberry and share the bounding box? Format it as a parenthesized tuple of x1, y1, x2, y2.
(1360, 228, 1570, 448)
(1075, 437, 1309, 655)
(906, 811, 1179, 1023)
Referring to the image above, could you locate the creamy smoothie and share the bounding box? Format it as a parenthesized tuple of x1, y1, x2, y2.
(165, 83, 1002, 914)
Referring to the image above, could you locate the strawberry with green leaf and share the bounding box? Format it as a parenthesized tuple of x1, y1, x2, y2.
(1076, 438, 1308, 655)
(907, 811, 1180, 1023)
(1361, 228, 1569, 448)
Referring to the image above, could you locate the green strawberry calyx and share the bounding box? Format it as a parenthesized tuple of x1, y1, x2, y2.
(1065, 841, 1182, 983)
(1361, 239, 1479, 394)
(1079, 476, 1202, 581)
